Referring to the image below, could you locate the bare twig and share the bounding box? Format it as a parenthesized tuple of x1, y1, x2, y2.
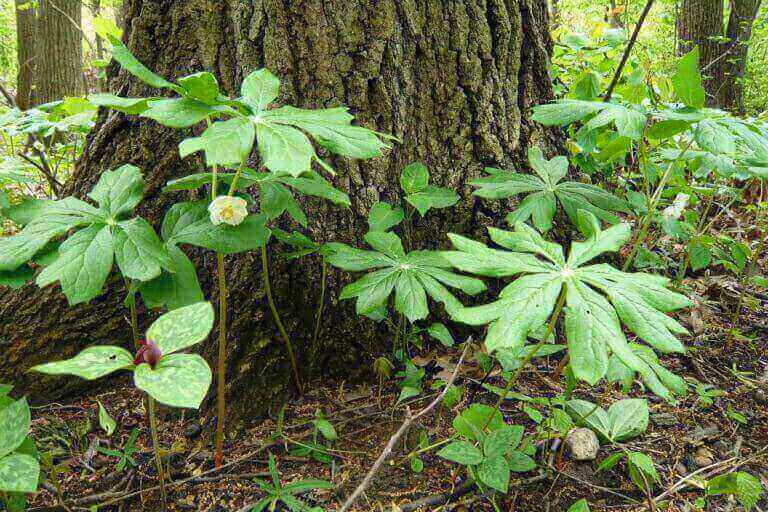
(338, 342, 471, 512)
(603, 0, 655, 102)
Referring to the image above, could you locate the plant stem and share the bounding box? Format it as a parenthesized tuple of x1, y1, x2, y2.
(484, 286, 568, 429)
(124, 279, 140, 349)
(214, 252, 227, 470)
(147, 396, 168, 509)
(603, 0, 655, 102)
(261, 244, 302, 393)
(623, 140, 694, 271)
(312, 261, 327, 348)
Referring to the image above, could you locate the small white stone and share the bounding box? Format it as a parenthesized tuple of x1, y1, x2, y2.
(565, 427, 600, 461)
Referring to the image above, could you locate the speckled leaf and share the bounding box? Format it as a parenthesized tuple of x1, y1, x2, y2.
(30, 346, 134, 380)
(145, 301, 214, 355)
(0, 454, 39, 493)
(134, 354, 212, 409)
(0, 399, 30, 458)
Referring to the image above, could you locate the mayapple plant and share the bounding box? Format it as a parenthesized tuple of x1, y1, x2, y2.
(0, 389, 40, 512)
(31, 301, 215, 507)
(472, 147, 629, 232)
(442, 210, 692, 401)
(92, 34, 390, 468)
(0, 164, 186, 308)
(326, 162, 466, 349)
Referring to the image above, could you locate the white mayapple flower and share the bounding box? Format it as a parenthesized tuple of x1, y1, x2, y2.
(208, 196, 248, 226)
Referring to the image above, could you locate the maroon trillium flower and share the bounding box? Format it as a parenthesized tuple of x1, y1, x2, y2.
(133, 339, 162, 368)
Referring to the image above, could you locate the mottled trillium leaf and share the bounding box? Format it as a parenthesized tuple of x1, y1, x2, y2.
(146, 301, 214, 355)
(0, 399, 31, 458)
(30, 346, 134, 380)
(0, 453, 40, 494)
(133, 354, 212, 409)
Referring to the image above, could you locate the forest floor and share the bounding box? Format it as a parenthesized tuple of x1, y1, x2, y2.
(24, 273, 768, 512)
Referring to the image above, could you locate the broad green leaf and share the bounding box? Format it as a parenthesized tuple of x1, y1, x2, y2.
(163, 201, 271, 254)
(394, 271, 429, 322)
(507, 190, 557, 232)
(30, 346, 134, 380)
(707, 472, 763, 510)
(442, 233, 553, 278)
(264, 105, 386, 159)
(507, 451, 537, 472)
(607, 399, 649, 442)
(0, 196, 50, 226)
(567, 214, 631, 267)
(0, 197, 100, 271)
(256, 121, 314, 176)
(0, 266, 34, 289)
(36, 224, 114, 305)
(260, 181, 304, 225)
(427, 323, 454, 347)
(453, 404, 506, 440)
(340, 268, 399, 316)
(134, 353, 212, 409)
(565, 399, 611, 440)
(0, 399, 30, 458)
(88, 93, 148, 115)
(278, 173, 350, 206)
(364, 231, 405, 259)
(180, 117, 255, 166)
(672, 47, 706, 109)
(400, 162, 429, 194)
(567, 499, 591, 512)
(490, 224, 565, 267)
(89, 164, 144, 218)
(114, 217, 174, 281)
(177, 72, 220, 105)
(528, 147, 568, 185)
(0, 454, 39, 494)
(565, 285, 609, 385)
(405, 186, 459, 216)
(139, 244, 204, 310)
(472, 169, 544, 199)
(646, 119, 690, 140)
(484, 424, 523, 455)
(98, 401, 116, 436)
(531, 100, 605, 126)
(627, 451, 658, 489)
(146, 301, 214, 355)
(437, 441, 483, 465)
(241, 69, 280, 112)
(142, 98, 219, 128)
(367, 202, 404, 232)
(695, 119, 736, 155)
(324, 242, 395, 271)
(478, 453, 510, 493)
(108, 37, 176, 90)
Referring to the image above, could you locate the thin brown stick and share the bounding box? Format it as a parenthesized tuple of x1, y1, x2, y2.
(603, 0, 655, 102)
(338, 342, 471, 512)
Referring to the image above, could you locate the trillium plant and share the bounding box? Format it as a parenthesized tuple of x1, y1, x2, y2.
(31, 302, 215, 506)
(91, 36, 391, 467)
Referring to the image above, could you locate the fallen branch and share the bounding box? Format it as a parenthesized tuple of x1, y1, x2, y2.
(338, 341, 471, 512)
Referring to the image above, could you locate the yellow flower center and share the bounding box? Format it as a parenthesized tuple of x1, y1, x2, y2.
(220, 204, 236, 221)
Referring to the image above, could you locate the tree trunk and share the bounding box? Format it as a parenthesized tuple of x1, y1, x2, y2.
(14, 0, 36, 109)
(0, 0, 560, 425)
(34, 0, 83, 104)
(677, 0, 762, 113)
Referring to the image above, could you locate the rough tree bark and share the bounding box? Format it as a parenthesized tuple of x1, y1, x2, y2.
(678, 0, 762, 113)
(0, 0, 560, 425)
(34, 0, 84, 104)
(14, 0, 36, 109)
